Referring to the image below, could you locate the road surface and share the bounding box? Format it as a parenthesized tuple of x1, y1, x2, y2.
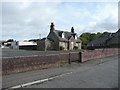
(2, 56, 118, 89)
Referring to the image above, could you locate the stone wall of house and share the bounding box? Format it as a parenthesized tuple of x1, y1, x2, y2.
(37, 40, 52, 51)
(37, 41, 45, 51)
(75, 43, 81, 50)
(2, 48, 118, 75)
(59, 42, 68, 50)
(47, 31, 60, 50)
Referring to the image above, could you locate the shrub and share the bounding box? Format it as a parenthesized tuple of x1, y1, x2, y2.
(73, 46, 78, 50)
(59, 46, 64, 50)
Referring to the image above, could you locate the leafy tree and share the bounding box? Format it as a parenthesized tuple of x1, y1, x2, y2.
(102, 32, 111, 37)
(97, 32, 102, 37)
(89, 33, 97, 41)
(79, 31, 111, 49)
(79, 37, 89, 45)
(79, 32, 99, 49)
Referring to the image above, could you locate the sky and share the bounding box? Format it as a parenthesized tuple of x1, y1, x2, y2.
(1, 0, 118, 41)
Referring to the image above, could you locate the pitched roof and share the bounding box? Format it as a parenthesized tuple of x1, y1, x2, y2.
(54, 30, 81, 42)
(106, 29, 120, 44)
(88, 37, 110, 46)
(40, 37, 54, 42)
(88, 29, 120, 46)
(54, 30, 68, 42)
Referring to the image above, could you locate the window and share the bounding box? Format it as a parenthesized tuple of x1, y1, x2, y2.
(62, 33, 65, 38)
(75, 35, 77, 39)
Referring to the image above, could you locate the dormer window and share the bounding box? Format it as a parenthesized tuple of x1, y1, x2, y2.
(62, 32, 65, 38)
(75, 35, 77, 39)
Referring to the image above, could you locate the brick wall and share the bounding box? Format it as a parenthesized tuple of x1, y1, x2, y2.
(2, 48, 119, 75)
(80, 48, 118, 62)
(2, 52, 80, 75)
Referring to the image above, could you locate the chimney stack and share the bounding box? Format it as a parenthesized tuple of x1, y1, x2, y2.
(50, 22, 55, 32)
(71, 27, 74, 33)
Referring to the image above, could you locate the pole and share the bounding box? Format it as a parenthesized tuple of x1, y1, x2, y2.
(39, 34, 41, 40)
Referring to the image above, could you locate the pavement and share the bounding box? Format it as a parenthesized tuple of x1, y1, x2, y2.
(2, 55, 118, 89)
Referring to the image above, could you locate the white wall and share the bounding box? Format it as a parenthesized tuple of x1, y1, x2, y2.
(19, 41, 37, 46)
(59, 42, 68, 50)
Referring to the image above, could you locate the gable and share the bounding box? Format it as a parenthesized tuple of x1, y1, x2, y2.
(47, 31, 59, 41)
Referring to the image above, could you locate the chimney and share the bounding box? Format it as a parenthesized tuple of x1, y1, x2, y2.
(71, 27, 74, 33)
(50, 22, 55, 32)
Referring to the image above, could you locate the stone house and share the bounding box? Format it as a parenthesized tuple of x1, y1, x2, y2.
(37, 23, 82, 51)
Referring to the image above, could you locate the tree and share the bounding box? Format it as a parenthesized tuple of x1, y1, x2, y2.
(102, 32, 111, 37)
(97, 32, 102, 37)
(79, 31, 111, 49)
(89, 33, 97, 41)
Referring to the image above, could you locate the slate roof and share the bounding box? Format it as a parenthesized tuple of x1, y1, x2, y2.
(87, 29, 120, 47)
(54, 30, 81, 42)
(88, 37, 110, 46)
(40, 37, 54, 42)
(107, 29, 120, 44)
(54, 30, 68, 42)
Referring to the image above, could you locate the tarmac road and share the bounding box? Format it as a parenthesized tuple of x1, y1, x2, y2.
(26, 56, 118, 88)
(2, 55, 118, 89)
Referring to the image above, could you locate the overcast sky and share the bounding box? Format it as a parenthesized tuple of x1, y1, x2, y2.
(1, 0, 118, 40)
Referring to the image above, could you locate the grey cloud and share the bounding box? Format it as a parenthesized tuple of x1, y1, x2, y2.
(97, 16, 117, 31)
(2, 2, 59, 40)
(2, 2, 118, 40)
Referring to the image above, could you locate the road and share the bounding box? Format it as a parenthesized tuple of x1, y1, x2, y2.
(2, 56, 118, 89)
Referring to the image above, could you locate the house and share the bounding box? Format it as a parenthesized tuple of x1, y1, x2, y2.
(87, 29, 120, 49)
(37, 23, 82, 51)
(106, 29, 120, 48)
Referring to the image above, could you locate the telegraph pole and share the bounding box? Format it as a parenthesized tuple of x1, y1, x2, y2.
(39, 33, 41, 40)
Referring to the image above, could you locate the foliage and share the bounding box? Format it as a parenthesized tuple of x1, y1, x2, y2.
(59, 46, 64, 50)
(73, 46, 78, 50)
(97, 32, 102, 37)
(79, 31, 111, 49)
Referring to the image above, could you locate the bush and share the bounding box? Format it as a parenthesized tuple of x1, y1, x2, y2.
(73, 46, 78, 50)
(59, 46, 64, 50)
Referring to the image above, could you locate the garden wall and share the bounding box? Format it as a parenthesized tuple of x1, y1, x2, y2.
(2, 48, 118, 75)
(2, 52, 80, 75)
(80, 48, 118, 62)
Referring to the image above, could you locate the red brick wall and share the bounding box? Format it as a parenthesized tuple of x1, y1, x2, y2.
(2, 52, 80, 75)
(2, 49, 119, 75)
(2, 54, 60, 75)
(69, 52, 80, 62)
(81, 48, 118, 62)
